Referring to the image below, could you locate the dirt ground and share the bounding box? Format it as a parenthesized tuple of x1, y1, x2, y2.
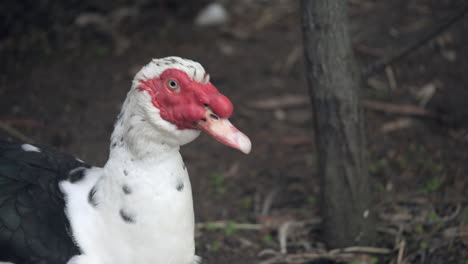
(1, 0, 468, 263)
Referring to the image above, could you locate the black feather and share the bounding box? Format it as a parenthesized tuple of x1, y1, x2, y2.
(0, 141, 92, 264)
(88, 185, 98, 207)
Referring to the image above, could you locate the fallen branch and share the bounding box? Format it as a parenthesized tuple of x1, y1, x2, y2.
(363, 99, 436, 117)
(259, 252, 349, 264)
(363, 4, 468, 77)
(397, 240, 406, 264)
(0, 119, 44, 128)
(248, 95, 308, 110)
(385, 66, 398, 91)
(195, 221, 262, 231)
(328, 246, 392, 255)
(259, 246, 392, 264)
(261, 188, 280, 215)
(381, 118, 413, 133)
(426, 203, 461, 224)
(0, 121, 34, 143)
(248, 95, 436, 118)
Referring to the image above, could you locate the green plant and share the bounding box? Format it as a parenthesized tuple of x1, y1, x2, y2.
(427, 211, 440, 223)
(376, 183, 386, 193)
(395, 155, 408, 170)
(420, 241, 428, 249)
(307, 196, 316, 205)
(415, 224, 424, 233)
(95, 45, 109, 56)
(368, 158, 388, 174)
(461, 206, 468, 221)
(238, 196, 253, 209)
(423, 176, 441, 193)
(210, 172, 226, 195)
(205, 222, 217, 232)
(211, 240, 221, 251)
(224, 221, 237, 236)
(262, 234, 273, 244)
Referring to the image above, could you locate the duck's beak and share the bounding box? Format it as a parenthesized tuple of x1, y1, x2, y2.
(196, 107, 251, 154)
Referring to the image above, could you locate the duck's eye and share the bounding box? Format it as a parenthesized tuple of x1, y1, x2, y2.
(167, 80, 179, 90)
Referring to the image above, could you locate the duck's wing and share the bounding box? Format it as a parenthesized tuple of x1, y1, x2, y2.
(0, 141, 90, 264)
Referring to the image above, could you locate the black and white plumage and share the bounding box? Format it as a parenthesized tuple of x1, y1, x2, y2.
(0, 142, 87, 264)
(0, 57, 251, 264)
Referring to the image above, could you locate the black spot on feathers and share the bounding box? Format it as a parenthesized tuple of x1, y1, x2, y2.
(176, 179, 184, 191)
(166, 58, 178, 64)
(88, 186, 98, 207)
(122, 184, 132, 195)
(68, 167, 86, 183)
(123, 169, 128, 176)
(120, 209, 136, 224)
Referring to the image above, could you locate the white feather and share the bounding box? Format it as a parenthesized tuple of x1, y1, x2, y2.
(61, 57, 204, 264)
(21, 144, 40, 152)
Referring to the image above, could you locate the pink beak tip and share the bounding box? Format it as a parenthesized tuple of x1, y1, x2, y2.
(237, 133, 252, 154)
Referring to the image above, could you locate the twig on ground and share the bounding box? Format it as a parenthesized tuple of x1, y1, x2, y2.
(363, 100, 436, 117)
(363, 4, 468, 77)
(249, 95, 436, 118)
(259, 246, 392, 264)
(248, 95, 308, 110)
(385, 66, 398, 91)
(279, 221, 303, 254)
(195, 221, 262, 231)
(426, 203, 461, 224)
(282, 46, 303, 74)
(261, 188, 280, 215)
(397, 240, 406, 264)
(279, 224, 291, 253)
(354, 44, 387, 57)
(258, 248, 280, 258)
(0, 121, 34, 143)
(0, 119, 44, 128)
(237, 236, 255, 248)
(328, 246, 392, 255)
(281, 136, 313, 146)
(381, 118, 413, 133)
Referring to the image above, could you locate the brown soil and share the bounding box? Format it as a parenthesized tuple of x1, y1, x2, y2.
(1, 0, 468, 263)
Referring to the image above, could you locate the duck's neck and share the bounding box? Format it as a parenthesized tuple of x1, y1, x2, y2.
(105, 93, 182, 170)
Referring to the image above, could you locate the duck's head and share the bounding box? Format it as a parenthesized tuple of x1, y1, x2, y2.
(128, 57, 251, 154)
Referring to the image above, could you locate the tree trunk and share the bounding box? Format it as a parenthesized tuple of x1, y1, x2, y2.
(300, 0, 376, 248)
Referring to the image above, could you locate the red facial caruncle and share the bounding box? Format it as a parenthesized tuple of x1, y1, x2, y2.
(137, 68, 251, 154)
(138, 69, 232, 129)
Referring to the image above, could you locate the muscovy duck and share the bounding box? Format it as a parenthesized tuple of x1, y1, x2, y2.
(0, 57, 251, 264)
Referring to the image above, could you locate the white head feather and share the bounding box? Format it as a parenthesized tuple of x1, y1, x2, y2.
(132, 57, 209, 90)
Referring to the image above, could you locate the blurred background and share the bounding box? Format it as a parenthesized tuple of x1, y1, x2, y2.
(1, 0, 468, 263)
